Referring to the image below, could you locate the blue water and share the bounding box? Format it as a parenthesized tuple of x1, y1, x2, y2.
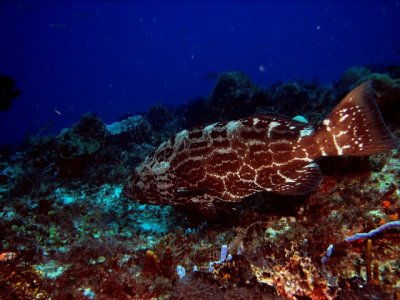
(1, 1, 399, 146)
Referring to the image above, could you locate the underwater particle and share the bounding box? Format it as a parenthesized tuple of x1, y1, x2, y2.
(316, 25, 321, 30)
(258, 65, 265, 72)
(54, 109, 62, 115)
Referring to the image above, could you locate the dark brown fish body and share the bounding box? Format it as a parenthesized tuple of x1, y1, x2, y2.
(124, 82, 396, 216)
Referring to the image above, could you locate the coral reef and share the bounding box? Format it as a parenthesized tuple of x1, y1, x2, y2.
(0, 65, 399, 299)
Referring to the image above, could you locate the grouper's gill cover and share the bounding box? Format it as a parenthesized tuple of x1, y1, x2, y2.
(124, 82, 397, 215)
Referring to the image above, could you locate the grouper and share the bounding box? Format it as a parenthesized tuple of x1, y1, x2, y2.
(124, 82, 397, 217)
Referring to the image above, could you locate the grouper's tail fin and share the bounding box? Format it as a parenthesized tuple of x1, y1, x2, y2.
(312, 81, 397, 157)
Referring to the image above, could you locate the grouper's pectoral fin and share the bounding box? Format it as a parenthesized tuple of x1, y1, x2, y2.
(176, 187, 209, 197)
(174, 189, 218, 219)
(273, 162, 322, 195)
(195, 201, 218, 220)
(188, 192, 218, 219)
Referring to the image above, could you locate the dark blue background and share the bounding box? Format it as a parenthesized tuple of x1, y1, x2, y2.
(1, 1, 400, 146)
